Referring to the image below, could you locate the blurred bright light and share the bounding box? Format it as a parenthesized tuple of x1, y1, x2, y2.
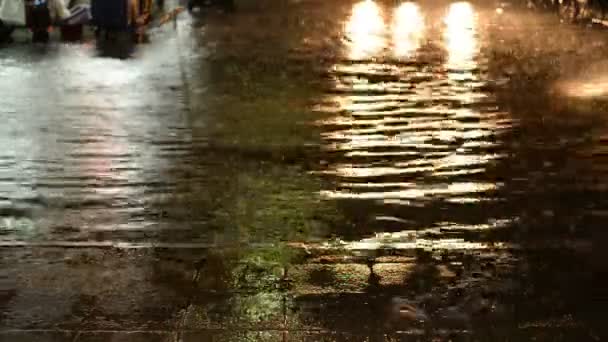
(563, 78, 608, 98)
(444, 2, 478, 71)
(345, 0, 387, 59)
(393, 2, 425, 58)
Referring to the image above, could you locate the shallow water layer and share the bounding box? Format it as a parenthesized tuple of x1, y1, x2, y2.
(0, 0, 606, 340)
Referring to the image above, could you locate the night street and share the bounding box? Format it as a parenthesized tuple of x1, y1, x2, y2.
(0, 0, 606, 340)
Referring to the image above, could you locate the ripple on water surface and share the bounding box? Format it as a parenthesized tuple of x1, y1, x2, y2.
(316, 1, 516, 245)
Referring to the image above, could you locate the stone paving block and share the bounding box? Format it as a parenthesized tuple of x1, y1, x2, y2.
(287, 329, 600, 342)
(76, 331, 175, 342)
(181, 331, 285, 342)
(0, 300, 85, 330)
(286, 332, 427, 342)
(286, 293, 389, 333)
(192, 253, 285, 294)
(0, 331, 74, 342)
(288, 263, 372, 294)
(0, 249, 85, 330)
(0, 248, 192, 331)
(183, 292, 288, 330)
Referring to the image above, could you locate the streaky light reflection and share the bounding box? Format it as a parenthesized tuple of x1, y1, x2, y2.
(345, 0, 387, 60)
(318, 0, 513, 248)
(444, 2, 478, 72)
(562, 77, 608, 98)
(393, 2, 425, 59)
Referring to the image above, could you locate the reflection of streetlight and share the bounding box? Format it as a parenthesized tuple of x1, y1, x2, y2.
(444, 2, 477, 72)
(345, 0, 387, 60)
(562, 77, 608, 98)
(393, 2, 424, 59)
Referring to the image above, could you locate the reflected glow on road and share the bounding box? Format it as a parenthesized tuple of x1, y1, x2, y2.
(345, 0, 387, 60)
(0, 41, 191, 238)
(320, 0, 512, 222)
(563, 77, 608, 98)
(444, 2, 478, 72)
(393, 2, 425, 59)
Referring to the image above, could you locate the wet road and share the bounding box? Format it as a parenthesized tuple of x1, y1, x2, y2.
(1, 0, 607, 340)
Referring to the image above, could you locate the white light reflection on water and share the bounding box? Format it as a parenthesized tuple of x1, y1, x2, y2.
(333, 1, 426, 164)
(345, 0, 387, 60)
(562, 76, 608, 98)
(321, 2, 508, 202)
(0, 41, 190, 238)
(311, 1, 521, 256)
(431, 2, 507, 194)
(444, 1, 478, 74)
(393, 2, 425, 59)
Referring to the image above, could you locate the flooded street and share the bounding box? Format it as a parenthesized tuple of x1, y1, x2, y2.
(0, 0, 606, 340)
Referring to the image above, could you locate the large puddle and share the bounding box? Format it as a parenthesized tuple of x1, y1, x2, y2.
(0, 0, 605, 338)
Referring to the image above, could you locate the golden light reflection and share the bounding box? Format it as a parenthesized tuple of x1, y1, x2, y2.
(313, 1, 518, 259)
(563, 77, 608, 98)
(289, 234, 511, 251)
(444, 2, 478, 72)
(345, 0, 387, 60)
(430, 3, 499, 185)
(392, 2, 425, 59)
(320, 182, 496, 200)
(318, 0, 513, 242)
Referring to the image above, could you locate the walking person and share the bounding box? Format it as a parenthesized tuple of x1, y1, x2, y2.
(26, 0, 52, 42)
(0, 19, 15, 44)
(0, 0, 26, 43)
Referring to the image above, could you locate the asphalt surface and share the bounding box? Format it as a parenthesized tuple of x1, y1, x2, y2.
(0, 0, 607, 340)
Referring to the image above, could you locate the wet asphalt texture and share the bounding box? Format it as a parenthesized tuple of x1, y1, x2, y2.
(1, 0, 608, 341)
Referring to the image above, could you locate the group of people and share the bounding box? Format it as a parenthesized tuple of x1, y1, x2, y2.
(0, 0, 234, 45)
(0, 0, 91, 43)
(0, 0, 164, 44)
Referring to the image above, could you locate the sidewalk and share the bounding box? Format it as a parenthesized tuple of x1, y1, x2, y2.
(0, 244, 597, 341)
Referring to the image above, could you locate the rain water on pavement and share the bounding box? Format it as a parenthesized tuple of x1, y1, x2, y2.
(0, 0, 606, 340)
